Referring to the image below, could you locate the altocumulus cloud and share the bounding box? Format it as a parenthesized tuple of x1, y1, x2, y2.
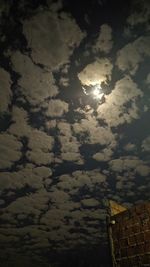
(0, 0, 150, 266)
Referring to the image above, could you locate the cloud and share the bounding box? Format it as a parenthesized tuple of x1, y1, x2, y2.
(23, 10, 85, 69)
(28, 129, 54, 152)
(1, 189, 51, 225)
(0, 167, 114, 255)
(97, 75, 143, 127)
(93, 148, 113, 162)
(57, 121, 72, 136)
(78, 58, 113, 86)
(141, 136, 150, 152)
(115, 175, 135, 190)
(0, 133, 22, 170)
(123, 143, 136, 152)
(127, 0, 150, 29)
(45, 99, 69, 117)
(116, 36, 150, 75)
(136, 164, 150, 176)
(8, 106, 31, 137)
(0, 0, 150, 264)
(11, 51, 58, 106)
(23, 129, 54, 165)
(109, 156, 150, 177)
(81, 198, 100, 207)
(0, 67, 12, 113)
(92, 24, 113, 54)
(57, 121, 84, 164)
(45, 119, 57, 130)
(73, 114, 116, 146)
(0, 165, 52, 193)
(26, 150, 54, 165)
(57, 169, 107, 193)
(146, 73, 150, 88)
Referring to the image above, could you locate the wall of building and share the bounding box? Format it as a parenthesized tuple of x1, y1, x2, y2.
(111, 202, 150, 267)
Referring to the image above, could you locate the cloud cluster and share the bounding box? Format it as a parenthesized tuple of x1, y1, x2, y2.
(0, 67, 12, 113)
(73, 113, 116, 147)
(11, 51, 58, 106)
(8, 106, 31, 137)
(23, 10, 85, 70)
(93, 24, 113, 54)
(0, 168, 108, 256)
(116, 36, 150, 75)
(45, 99, 69, 117)
(97, 76, 143, 127)
(26, 129, 54, 165)
(0, 0, 149, 265)
(109, 156, 150, 177)
(0, 133, 22, 170)
(93, 148, 113, 162)
(57, 121, 83, 164)
(78, 58, 113, 86)
(142, 136, 150, 152)
(0, 165, 52, 193)
(127, 0, 150, 29)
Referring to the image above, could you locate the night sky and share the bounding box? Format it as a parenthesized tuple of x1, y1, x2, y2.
(0, 0, 150, 266)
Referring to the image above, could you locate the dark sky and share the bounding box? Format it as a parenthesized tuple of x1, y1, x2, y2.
(0, 0, 150, 266)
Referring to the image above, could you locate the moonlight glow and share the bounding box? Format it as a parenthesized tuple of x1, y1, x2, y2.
(82, 83, 104, 100)
(92, 84, 104, 100)
(93, 87, 100, 96)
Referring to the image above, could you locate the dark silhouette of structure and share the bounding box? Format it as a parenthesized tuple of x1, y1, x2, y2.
(107, 201, 150, 267)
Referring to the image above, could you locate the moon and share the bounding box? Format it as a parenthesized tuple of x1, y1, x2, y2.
(92, 84, 104, 100)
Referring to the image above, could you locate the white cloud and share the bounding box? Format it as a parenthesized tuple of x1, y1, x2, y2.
(1, 0, 150, 261)
(109, 156, 150, 177)
(97, 76, 143, 127)
(93, 148, 113, 162)
(57, 121, 83, 164)
(58, 169, 107, 193)
(146, 73, 150, 86)
(28, 129, 54, 152)
(81, 198, 100, 207)
(45, 119, 57, 130)
(50, 189, 70, 205)
(45, 99, 69, 117)
(136, 165, 150, 176)
(2, 189, 50, 223)
(123, 143, 136, 151)
(8, 106, 31, 138)
(115, 176, 135, 190)
(57, 121, 72, 136)
(25, 129, 54, 165)
(0, 168, 108, 253)
(0, 165, 52, 192)
(23, 10, 85, 69)
(116, 36, 150, 75)
(0, 133, 22, 170)
(73, 114, 116, 146)
(0, 67, 12, 113)
(60, 152, 83, 164)
(93, 24, 113, 54)
(78, 58, 113, 86)
(11, 51, 58, 106)
(141, 136, 150, 152)
(26, 150, 54, 165)
(59, 76, 69, 87)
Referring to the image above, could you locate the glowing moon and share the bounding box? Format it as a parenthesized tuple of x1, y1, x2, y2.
(82, 83, 104, 101)
(93, 87, 100, 96)
(92, 84, 104, 100)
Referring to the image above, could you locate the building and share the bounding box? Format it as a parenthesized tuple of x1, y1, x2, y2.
(107, 201, 150, 267)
